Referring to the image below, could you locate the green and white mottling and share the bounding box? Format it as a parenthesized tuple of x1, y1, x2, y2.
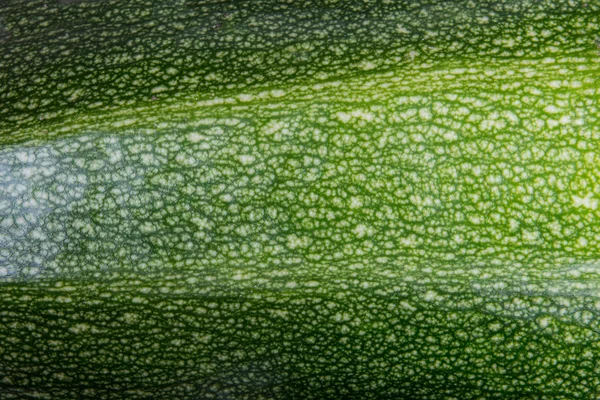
(2, 0, 600, 398)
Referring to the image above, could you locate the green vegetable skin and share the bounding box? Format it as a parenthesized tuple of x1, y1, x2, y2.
(2, 0, 600, 397)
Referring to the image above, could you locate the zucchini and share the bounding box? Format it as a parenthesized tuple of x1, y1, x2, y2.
(2, 0, 600, 398)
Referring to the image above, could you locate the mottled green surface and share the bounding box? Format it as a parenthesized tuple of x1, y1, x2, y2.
(2, 0, 600, 398)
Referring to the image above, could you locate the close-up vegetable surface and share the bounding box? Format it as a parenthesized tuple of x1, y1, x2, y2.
(2, 0, 600, 398)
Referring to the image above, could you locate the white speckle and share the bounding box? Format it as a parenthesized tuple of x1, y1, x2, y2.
(469, 215, 481, 225)
(191, 217, 210, 229)
(109, 151, 122, 164)
(396, 24, 410, 34)
(0, 267, 8, 276)
(547, 80, 562, 88)
(271, 89, 286, 98)
(523, 230, 540, 242)
(112, 119, 137, 128)
(349, 196, 363, 209)
(570, 80, 583, 88)
(572, 194, 598, 210)
(140, 222, 155, 233)
(16, 152, 30, 163)
(286, 234, 311, 249)
(503, 111, 520, 124)
(359, 61, 376, 70)
(132, 297, 145, 304)
(271, 309, 288, 318)
(538, 317, 550, 328)
(88, 159, 104, 171)
(424, 290, 443, 301)
(419, 108, 432, 120)
(235, 225, 249, 237)
(221, 194, 233, 202)
(353, 224, 368, 238)
(559, 115, 571, 125)
(544, 105, 560, 114)
(140, 153, 155, 165)
(443, 131, 458, 141)
(175, 153, 196, 166)
(188, 132, 203, 143)
(205, 72, 221, 81)
(578, 237, 589, 247)
(55, 296, 72, 303)
(30, 229, 47, 240)
(263, 120, 288, 136)
(238, 94, 254, 102)
(400, 301, 416, 311)
(336, 112, 352, 123)
(239, 155, 255, 165)
(69, 323, 90, 334)
(151, 86, 168, 94)
(22, 167, 35, 178)
(350, 109, 375, 121)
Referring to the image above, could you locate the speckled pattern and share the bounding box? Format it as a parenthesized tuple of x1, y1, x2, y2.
(2, 0, 600, 398)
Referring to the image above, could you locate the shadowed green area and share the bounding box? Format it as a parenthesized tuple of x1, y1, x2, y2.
(2, 0, 600, 398)
(2, 270, 600, 399)
(1, 0, 597, 140)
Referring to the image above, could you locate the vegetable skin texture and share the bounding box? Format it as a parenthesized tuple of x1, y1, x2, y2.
(2, 0, 600, 398)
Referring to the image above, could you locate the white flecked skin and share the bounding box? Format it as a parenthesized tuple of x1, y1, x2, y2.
(1, 0, 600, 398)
